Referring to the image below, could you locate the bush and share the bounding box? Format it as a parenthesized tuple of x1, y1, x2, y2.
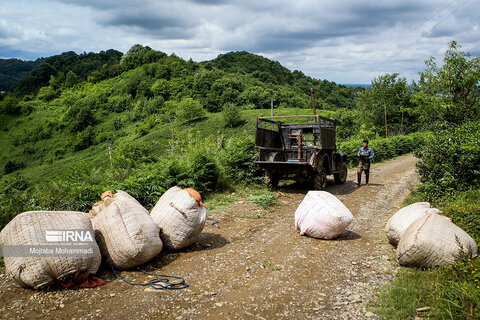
(416, 121, 480, 200)
(220, 137, 261, 183)
(72, 126, 95, 151)
(439, 189, 480, 244)
(249, 192, 277, 209)
(114, 151, 220, 209)
(0, 177, 31, 230)
(133, 96, 164, 120)
(120, 141, 157, 164)
(37, 86, 57, 101)
(222, 102, 244, 128)
(183, 150, 219, 194)
(339, 132, 429, 167)
(106, 94, 133, 113)
(64, 98, 96, 132)
(3, 160, 25, 174)
(176, 98, 207, 123)
(0, 96, 21, 114)
(151, 79, 169, 99)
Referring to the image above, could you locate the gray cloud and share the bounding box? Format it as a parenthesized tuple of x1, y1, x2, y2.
(0, 0, 478, 83)
(102, 13, 196, 39)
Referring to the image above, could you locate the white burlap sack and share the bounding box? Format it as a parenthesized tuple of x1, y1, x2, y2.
(0, 211, 101, 289)
(150, 186, 207, 250)
(397, 213, 478, 268)
(90, 190, 163, 270)
(385, 202, 442, 246)
(295, 191, 354, 239)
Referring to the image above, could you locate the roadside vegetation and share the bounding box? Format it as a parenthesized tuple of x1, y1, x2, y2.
(371, 42, 480, 319)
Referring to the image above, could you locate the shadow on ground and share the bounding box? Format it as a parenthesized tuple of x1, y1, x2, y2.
(276, 178, 360, 197)
(334, 230, 362, 241)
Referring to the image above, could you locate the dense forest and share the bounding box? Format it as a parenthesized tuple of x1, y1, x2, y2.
(0, 58, 42, 92)
(0, 41, 479, 318)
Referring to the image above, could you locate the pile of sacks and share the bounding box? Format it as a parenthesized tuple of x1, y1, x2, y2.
(295, 191, 354, 239)
(0, 187, 206, 289)
(385, 202, 478, 268)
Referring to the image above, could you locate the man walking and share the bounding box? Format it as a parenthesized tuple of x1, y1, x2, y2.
(357, 140, 374, 186)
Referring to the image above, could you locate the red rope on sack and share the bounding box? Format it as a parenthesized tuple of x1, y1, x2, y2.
(184, 188, 206, 208)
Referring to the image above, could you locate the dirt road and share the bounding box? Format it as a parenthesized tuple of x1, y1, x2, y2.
(0, 154, 420, 319)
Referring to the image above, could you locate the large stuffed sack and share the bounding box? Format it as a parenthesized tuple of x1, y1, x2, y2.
(90, 190, 163, 269)
(295, 191, 354, 239)
(385, 202, 442, 246)
(150, 187, 207, 250)
(0, 211, 101, 289)
(397, 213, 478, 268)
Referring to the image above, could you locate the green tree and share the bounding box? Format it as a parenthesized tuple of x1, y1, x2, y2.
(192, 68, 224, 99)
(412, 41, 480, 124)
(64, 71, 79, 88)
(176, 98, 207, 123)
(120, 44, 163, 69)
(0, 96, 21, 114)
(357, 73, 412, 136)
(206, 77, 244, 111)
(222, 102, 244, 128)
(238, 85, 272, 109)
(37, 86, 57, 101)
(151, 79, 169, 99)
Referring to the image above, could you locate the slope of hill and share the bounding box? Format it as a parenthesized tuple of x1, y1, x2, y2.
(9, 49, 123, 96)
(0, 45, 361, 181)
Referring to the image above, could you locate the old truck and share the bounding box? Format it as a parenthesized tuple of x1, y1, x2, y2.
(254, 115, 348, 189)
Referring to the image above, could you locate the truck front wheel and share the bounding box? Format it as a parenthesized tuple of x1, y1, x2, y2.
(334, 163, 348, 184)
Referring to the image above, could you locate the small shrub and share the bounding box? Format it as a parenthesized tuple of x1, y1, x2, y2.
(112, 118, 122, 130)
(176, 97, 206, 123)
(106, 94, 133, 113)
(0, 96, 21, 115)
(133, 96, 164, 120)
(222, 102, 244, 128)
(37, 86, 57, 101)
(220, 137, 261, 183)
(250, 192, 277, 209)
(72, 126, 95, 151)
(121, 142, 157, 164)
(184, 150, 220, 194)
(64, 99, 95, 132)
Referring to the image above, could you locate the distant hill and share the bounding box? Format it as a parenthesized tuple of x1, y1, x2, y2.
(205, 51, 295, 85)
(0, 58, 43, 92)
(341, 83, 371, 89)
(10, 49, 123, 96)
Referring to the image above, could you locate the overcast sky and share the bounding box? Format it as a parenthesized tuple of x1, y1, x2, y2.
(0, 0, 478, 83)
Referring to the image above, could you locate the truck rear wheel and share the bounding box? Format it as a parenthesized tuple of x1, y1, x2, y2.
(314, 168, 327, 190)
(334, 163, 348, 184)
(265, 172, 279, 189)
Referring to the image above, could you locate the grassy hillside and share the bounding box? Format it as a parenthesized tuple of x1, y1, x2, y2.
(1, 107, 330, 184)
(0, 45, 362, 184)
